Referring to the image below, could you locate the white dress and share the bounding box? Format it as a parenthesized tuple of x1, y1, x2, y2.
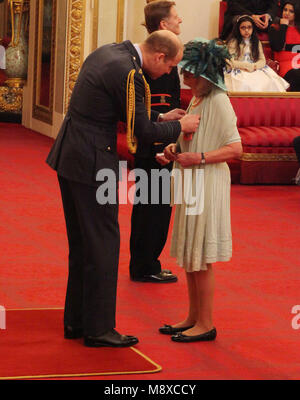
(224, 39, 289, 92)
(170, 88, 241, 272)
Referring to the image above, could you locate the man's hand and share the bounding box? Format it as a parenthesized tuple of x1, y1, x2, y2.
(161, 108, 186, 121)
(164, 143, 178, 161)
(261, 14, 271, 29)
(155, 152, 171, 166)
(180, 114, 200, 134)
(251, 14, 267, 30)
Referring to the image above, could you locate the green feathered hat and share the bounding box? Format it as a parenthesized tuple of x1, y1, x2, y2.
(178, 37, 230, 91)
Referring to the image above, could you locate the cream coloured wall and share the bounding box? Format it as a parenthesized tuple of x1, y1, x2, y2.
(22, 0, 220, 138)
(125, 0, 221, 43)
(125, 0, 221, 89)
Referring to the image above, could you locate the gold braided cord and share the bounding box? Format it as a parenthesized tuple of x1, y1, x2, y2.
(126, 70, 136, 154)
(142, 75, 151, 118)
(126, 70, 151, 154)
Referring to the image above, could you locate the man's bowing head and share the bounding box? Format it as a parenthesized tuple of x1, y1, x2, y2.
(140, 30, 183, 79)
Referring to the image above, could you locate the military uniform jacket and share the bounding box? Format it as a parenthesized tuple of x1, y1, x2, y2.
(46, 40, 181, 186)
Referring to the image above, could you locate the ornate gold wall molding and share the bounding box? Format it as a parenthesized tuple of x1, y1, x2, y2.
(32, 0, 57, 125)
(0, 86, 23, 113)
(116, 0, 124, 43)
(91, 0, 98, 52)
(241, 153, 298, 162)
(64, 0, 85, 112)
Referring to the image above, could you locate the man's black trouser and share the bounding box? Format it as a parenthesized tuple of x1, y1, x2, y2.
(58, 175, 120, 336)
(129, 157, 173, 279)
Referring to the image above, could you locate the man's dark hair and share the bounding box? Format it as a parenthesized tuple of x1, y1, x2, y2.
(143, 1, 176, 34)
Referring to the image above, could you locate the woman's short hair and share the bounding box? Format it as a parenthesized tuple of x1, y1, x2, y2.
(143, 1, 176, 34)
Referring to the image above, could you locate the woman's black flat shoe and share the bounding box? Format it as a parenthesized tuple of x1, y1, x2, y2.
(171, 327, 217, 343)
(159, 324, 194, 335)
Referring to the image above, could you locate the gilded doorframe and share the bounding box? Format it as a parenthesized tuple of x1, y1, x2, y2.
(64, 0, 125, 112)
(64, 0, 86, 112)
(32, 0, 57, 124)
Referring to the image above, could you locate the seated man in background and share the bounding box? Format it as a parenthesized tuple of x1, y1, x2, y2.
(220, 0, 279, 40)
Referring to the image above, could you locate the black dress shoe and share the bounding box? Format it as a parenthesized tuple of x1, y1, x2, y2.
(131, 271, 178, 283)
(84, 329, 139, 348)
(159, 324, 194, 335)
(64, 325, 83, 339)
(171, 327, 217, 343)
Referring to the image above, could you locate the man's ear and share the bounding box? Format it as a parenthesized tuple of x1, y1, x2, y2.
(156, 52, 166, 63)
(159, 20, 168, 30)
(152, 52, 165, 64)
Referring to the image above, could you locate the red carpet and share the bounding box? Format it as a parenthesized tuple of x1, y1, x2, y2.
(0, 123, 300, 380)
(0, 309, 160, 380)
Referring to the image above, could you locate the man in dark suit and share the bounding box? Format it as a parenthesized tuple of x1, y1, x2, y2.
(220, 0, 279, 40)
(129, 0, 182, 283)
(46, 30, 200, 347)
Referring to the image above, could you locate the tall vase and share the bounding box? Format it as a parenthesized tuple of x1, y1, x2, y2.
(5, 0, 30, 87)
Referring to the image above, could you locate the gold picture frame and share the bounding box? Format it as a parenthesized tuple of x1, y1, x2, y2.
(32, 0, 57, 124)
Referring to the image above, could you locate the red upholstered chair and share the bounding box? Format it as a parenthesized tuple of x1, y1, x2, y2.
(181, 89, 300, 184)
(231, 96, 300, 184)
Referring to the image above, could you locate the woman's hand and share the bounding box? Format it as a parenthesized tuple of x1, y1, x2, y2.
(280, 18, 289, 25)
(164, 143, 178, 161)
(175, 152, 201, 168)
(155, 152, 171, 166)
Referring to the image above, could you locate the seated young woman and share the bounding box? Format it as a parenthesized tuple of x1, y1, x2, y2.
(269, 1, 300, 91)
(224, 15, 289, 92)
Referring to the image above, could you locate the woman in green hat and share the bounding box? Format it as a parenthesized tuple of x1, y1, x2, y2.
(158, 38, 243, 343)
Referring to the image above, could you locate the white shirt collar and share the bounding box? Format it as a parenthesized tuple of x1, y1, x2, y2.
(133, 44, 143, 66)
